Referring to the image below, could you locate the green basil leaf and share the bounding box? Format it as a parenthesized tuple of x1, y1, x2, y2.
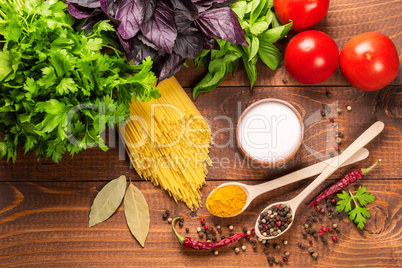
(193, 64, 227, 99)
(271, 12, 282, 28)
(242, 54, 258, 89)
(250, 21, 269, 35)
(250, 0, 267, 23)
(265, 8, 273, 27)
(124, 183, 150, 247)
(231, 1, 247, 19)
(258, 39, 281, 70)
(249, 35, 259, 61)
(260, 22, 293, 43)
(89, 175, 127, 227)
(267, 0, 274, 8)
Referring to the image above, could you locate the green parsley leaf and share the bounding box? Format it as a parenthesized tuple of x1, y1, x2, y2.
(0, 0, 159, 162)
(336, 186, 376, 229)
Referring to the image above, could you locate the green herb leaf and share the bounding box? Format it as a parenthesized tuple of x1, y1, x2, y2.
(89, 175, 127, 227)
(242, 54, 258, 89)
(249, 36, 259, 61)
(231, 1, 247, 19)
(193, 0, 291, 98)
(336, 186, 376, 229)
(0, 0, 159, 162)
(124, 183, 150, 247)
(257, 39, 281, 70)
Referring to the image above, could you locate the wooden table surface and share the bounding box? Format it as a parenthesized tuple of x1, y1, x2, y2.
(1, 0, 401, 267)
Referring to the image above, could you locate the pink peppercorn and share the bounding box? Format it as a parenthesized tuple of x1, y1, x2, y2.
(276, 216, 281, 221)
(318, 231, 323, 236)
(322, 227, 328, 232)
(276, 221, 281, 227)
(204, 225, 209, 230)
(276, 205, 281, 209)
(332, 236, 338, 242)
(264, 224, 269, 230)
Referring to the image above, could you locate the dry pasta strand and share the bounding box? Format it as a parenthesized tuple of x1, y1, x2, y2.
(119, 76, 212, 210)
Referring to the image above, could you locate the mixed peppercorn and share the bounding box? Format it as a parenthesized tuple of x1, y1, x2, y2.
(257, 204, 293, 238)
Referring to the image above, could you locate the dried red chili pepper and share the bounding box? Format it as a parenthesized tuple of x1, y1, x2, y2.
(308, 160, 381, 207)
(171, 217, 248, 250)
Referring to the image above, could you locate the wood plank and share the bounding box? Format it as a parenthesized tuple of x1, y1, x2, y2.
(0, 180, 400, 267)
(1, 86, 400, 182)
(175, 0, 402, 88)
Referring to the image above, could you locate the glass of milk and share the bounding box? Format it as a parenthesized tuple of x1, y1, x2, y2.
(236, 98, 304, 168)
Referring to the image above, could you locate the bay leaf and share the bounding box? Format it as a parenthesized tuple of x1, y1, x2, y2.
(89, 175, 127, 227)
(124, 183, 150, 247)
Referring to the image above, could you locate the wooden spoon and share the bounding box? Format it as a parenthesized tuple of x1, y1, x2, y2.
(255, 121, 384, 240)
(206, 147, 369, 216)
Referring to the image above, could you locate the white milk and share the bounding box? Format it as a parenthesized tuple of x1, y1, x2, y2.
(238, 101, 302, 163)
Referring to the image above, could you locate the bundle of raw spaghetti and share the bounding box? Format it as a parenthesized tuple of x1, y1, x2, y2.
(119, 76, 212, 210)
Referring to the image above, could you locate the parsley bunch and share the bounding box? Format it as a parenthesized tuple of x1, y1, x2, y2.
(336, 186, 376, 229)
(0, 0, 160, 163)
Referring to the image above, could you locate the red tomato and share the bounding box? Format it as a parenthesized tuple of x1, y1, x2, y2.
(340, 32, 400, 91)
(284, 30, 339, 84)
(274, 0, 330, 32)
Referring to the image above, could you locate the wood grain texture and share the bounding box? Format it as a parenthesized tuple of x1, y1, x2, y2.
(0, 86, 400, 182)
(0, 0, 401, 266)
(0, 180, 400, 267)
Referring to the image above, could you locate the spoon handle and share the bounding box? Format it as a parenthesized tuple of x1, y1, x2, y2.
(246, 148, 369, 200)
(289, 121, 384, 210)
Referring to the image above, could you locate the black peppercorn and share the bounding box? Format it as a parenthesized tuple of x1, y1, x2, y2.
(253, 245, 257, 250)
(212, 236, 217, 242)
(229, 232, 234, 236)
(243, 227, 247, 233)
(162, 213, 167, 220)
(211, 230, 216, 236)
(185, 228, 189, 233)
(221, 235, 226, 240)
(179, 221, 183, 228)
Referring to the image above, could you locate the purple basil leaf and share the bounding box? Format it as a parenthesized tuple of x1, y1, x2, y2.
(117, 32, 131, 53)
(127, 37, 159, 65)
(142, 0, 157, 23)
(174, 10, 193, 32)
(67, 3, 95, 19)
(194, 7, 248, 46)
(137, 34, 158, 50)
(115, 0, 146, 40)
(141, 1, 177, 54)
(67, 0, 101, 8)
(100, 0, 122, 17)
(173, 31, 204, 59)
(193, 0, 229, 12)
(168, 0, 199, 20)
(203, 37, 220, 50)
(158, 54, 185, 81)
(81, 9, 105, 30)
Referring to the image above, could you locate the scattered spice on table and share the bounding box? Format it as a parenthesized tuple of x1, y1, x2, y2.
(171, 217, 248, 250)
(308, 160, 381, 207)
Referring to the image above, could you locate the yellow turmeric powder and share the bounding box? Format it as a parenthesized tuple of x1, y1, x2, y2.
(206, 185, 248, 217)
